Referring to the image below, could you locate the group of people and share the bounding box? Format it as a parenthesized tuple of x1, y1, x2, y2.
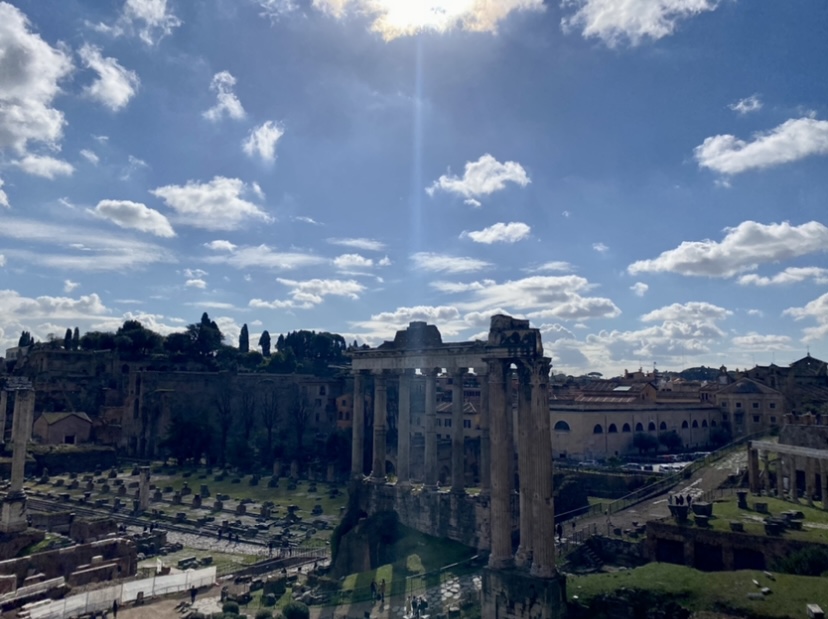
(369, 578, 386, 603)
(406, 595, 429, 617)
(217, 528, 241, 543)
(669, 493, 693, 506)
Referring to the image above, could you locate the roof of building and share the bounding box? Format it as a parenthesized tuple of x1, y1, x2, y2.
(716, 377, 781, 396)
(37, 412, 92, 425)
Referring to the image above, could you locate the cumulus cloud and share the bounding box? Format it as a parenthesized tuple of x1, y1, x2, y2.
(185, 278, 207, 289)
(533, 261, 573, 273)
(411, 252, 491, 274)
(63, 280, 80, 293)
(0, 254, 5, 267)
(628, 220, 828, 278)
(78, 44, 140, 111)
(694, 117, 828, 175)
(562, 0, 719, 47)
(783, 292, 828, 342)
(426, 154, 530, 202)
(80, 149, 100, 165)
(204, 240, 237, 252)
(204, 244, 326, 271)
(90, 0, 181, 45)
(151, 176, 271, 230)
(327, 237, 386, 252)
(630, 282, 649, 297)
(738, 267, 828, 287)
(242, 121, 284, 162)
(731, 332, 792, 351)
(15, 155, 74, 179)
(641, 301, 732, 324)
(92, 199, 176, 237)
(203, 71, 245, 122)
(0, 178, 8, 208)
(310, 0, 545, 40)
(462, 222, 531, 244)
(334, 253, 374, 270)
(251, 278, 366, 309)
(0, 3, 73, 154)
(729, 94, 762, 115)
(592, 242, 609, 253)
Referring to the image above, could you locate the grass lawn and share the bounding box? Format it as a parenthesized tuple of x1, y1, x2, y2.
(569, 563, 828, 618)
(138, 547, 260, 576)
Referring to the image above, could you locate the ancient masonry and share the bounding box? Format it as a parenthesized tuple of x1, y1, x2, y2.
(747, 440, 828, 508)
(351, 315, 566, 619)
(1, 384, 35, 535)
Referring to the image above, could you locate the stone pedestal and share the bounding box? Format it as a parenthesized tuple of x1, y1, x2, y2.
(481, 568, 566, 619)
(0, 493, 28, 534)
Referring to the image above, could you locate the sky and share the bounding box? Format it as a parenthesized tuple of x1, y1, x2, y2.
(1, 0, 828, 377)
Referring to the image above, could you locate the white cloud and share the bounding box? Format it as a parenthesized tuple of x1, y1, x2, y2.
(78, 44, 140, 111)
(92, 199, 176, 237)
(431, 280, 491, 294)
(462, 222, 531, 244)
(203, 71, 245, 122)
(729, 94, 762, 115)
(185, 278, 207, 289)
(694, 117, 828, 175)
(242, 121, 284, 163)
(378, 256, 392, 267)
(747, 309, 763, 317)
(0, 254, 5, 267)
(15, 155, 74, 179)
(411, 252, 491, 274)
(120, 154, 148, 180)
(592, 242, 609, 253)
(628, 220, 828, 278)
(310, 0, 545, 40)
(630, 282, 649, 297)
(0, 178, 8, 208)
(256, 0, 297, 20)
(528, 296, 621, 321)
(151, 176, 272, 230)
(327, 237, 386, 252)
(80, 149, 100, 165)
(204, 244, 326, 271)
(293, 216, 321, 225)
(464, 198, 482, 208)
(738, 267, 828, 287)
(562, 210, 571, 218)
(90, 0, 181, 46)
(63, 280, 80, 293)
(533, 261, 573, 272)
(783, 292, 828, 342)
(0, 3, 73, 154)
(731, 333, 792, 351)
(183, 268, 207, 278)
(334, 253, 373, 270)
(426, 154, 530, 201)
(562, 0, 718, 47)
(641, 301, 732, 324)
(251, 278, 366, 308)
(204, 240, 237, 252)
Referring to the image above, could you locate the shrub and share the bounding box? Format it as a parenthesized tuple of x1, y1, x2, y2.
(255, 611, 273, 619)
(773, 546, 828, 576)
(281, 601, 310, 619)
(222, 600, 240, 615)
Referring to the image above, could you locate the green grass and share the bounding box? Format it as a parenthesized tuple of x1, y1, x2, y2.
(697, 496, 828, 544)
(569, 563, 828, 618)
(138, 547, 260, 576)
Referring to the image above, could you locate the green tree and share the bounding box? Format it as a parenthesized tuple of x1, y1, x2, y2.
(72, 327, 80, 350)
(187, 312, 223, 357)
(79, 331, 116, 350)
(658, 430, 683, 452)
(116, 320, 163, 357)
(160, 408, 213, 464)
(281, 601, 309, 619)
(214, 375, 236, 466)
(259, 330, 271, 357)
(63, 328, 73, 350)
(18, 330, 33, 347)
(633, 432, 659, 454)
(239, 323, 249, 353)
(286, 383, 311, 460)
(259, 381, 282, 460)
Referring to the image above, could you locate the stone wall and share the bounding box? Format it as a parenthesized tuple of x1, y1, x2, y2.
(780, 424, 828, 451)
(481, 568, 566, 619)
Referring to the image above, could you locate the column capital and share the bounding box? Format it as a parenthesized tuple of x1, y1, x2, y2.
(421, 367, 441, 377)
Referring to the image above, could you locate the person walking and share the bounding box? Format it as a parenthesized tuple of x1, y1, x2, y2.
(380, 579, 386, 603)
(112, 599, 119, 618)
(190, 586, 197, 604)
(370, 579, 377, 601)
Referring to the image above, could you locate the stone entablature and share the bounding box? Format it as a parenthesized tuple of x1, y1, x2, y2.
(747, 440, 828, 508)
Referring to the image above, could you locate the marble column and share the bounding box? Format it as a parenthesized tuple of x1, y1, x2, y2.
(477, 369, 491, 495)
(776, 456, 785, 497)
(514, 362, 533, 567)
(0, 389, 7, 444)
(424, 369, 438, 488)
(488, 358, 514, 570)
(531, 358, 556, 578)
(139, 466, 151, 511)
(1, 390, 34, 534)
(451, 368, 466, 494)
(351, 372, 365, 478)
(806, 458, 815, 506)
(762, 451, 771, 493)
(820, 459, 828, 510)
(748, 447, 760, 494)
(397, 370, 412, 486)
(371, 372, 387, 481)
(789, 455, 800, 503)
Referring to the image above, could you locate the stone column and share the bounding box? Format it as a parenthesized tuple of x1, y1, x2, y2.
(451, 368, 466, 494)
(776, 455, 784, 497)
(477, 369, 491, 495)
(789, 455, 800, 503)
(531, 358, 556, 578)
(9, 391, 34, 494)
(762, 451, 771, 493)
(424, 369, 438, 488)
(748, 447, 760, 494)
(821, 459, 828, 510)
(397, 370, 412, 486)
(351, 372, 365, 478)
(139, 466, 151, 511)
(0, 390, 7, 444)
(806, 458, 815, 506)
(488, 358, 514, 570)
(514, 362, 533, 567)
(371, 371, 387, 481)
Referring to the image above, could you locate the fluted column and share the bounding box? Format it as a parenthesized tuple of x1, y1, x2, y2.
(371, 371, 387, 481)
(351, 372, 365, 478)
(9, 390, 34, 494)
(514, 362, 533, 567)
(531, 358, 556, 578)
(397, 370, 412, 486)
(424, 369, 438, 488)
(488, 358, 513, 570)
(748, 447, 760, 494)
(451, 368, 466, 493)
(477, 369, 491, 495)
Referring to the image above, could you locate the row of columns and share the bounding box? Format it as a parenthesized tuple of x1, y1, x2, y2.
(749, 447, 828, 509)
(351, 368, 489, 492)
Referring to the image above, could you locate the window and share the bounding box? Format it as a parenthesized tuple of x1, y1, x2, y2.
(64, 434, 76, 445)
(635, 422, 644, 432)
(702, 420, 708, 428)
(622, 423, 631, 433)
(770, 416, 777, 424)
(735, 402, 742, 408)
(659, 421, 667, 430)
(648, 422, 656, 431)
(346, 412, 350, 421)
(608, 424, 618, 433)
(681, 420, 689, 429)
(711, 420, 717, 427)
(338, 411, 343, 420)
(722, 401, 728, 408)
(319, 386, 326, 396)
(769, 402, 776, 409)
(692, 420, 699, 428)
(463, 419, 471, 429)
(445, 419, 452, 428)
(436, 419, 442, 427)
(753, 415, 760, 423)
(554, 420, 571, 432)
(593, 424, 603, 434)
(752, 402, 759, 409)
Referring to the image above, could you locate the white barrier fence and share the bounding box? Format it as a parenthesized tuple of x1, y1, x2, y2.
(25, 567, 216, 619)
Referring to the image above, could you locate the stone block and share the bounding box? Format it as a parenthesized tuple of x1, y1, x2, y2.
(200, 485, 211, 498)
(213, 500, 224, 511)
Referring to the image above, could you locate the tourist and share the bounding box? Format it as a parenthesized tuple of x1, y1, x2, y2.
(380, 579, 385, 603)
(370, 579, 377, 601)
(556, 523, 563, 541)
(190, 586, 197, 604)
(112, 599, 118, 618)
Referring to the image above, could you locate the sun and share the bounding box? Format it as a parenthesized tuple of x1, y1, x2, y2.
(369, 0, 476, 37)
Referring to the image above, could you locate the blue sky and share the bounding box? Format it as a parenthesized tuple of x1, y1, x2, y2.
(2, 0, 828, 376)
